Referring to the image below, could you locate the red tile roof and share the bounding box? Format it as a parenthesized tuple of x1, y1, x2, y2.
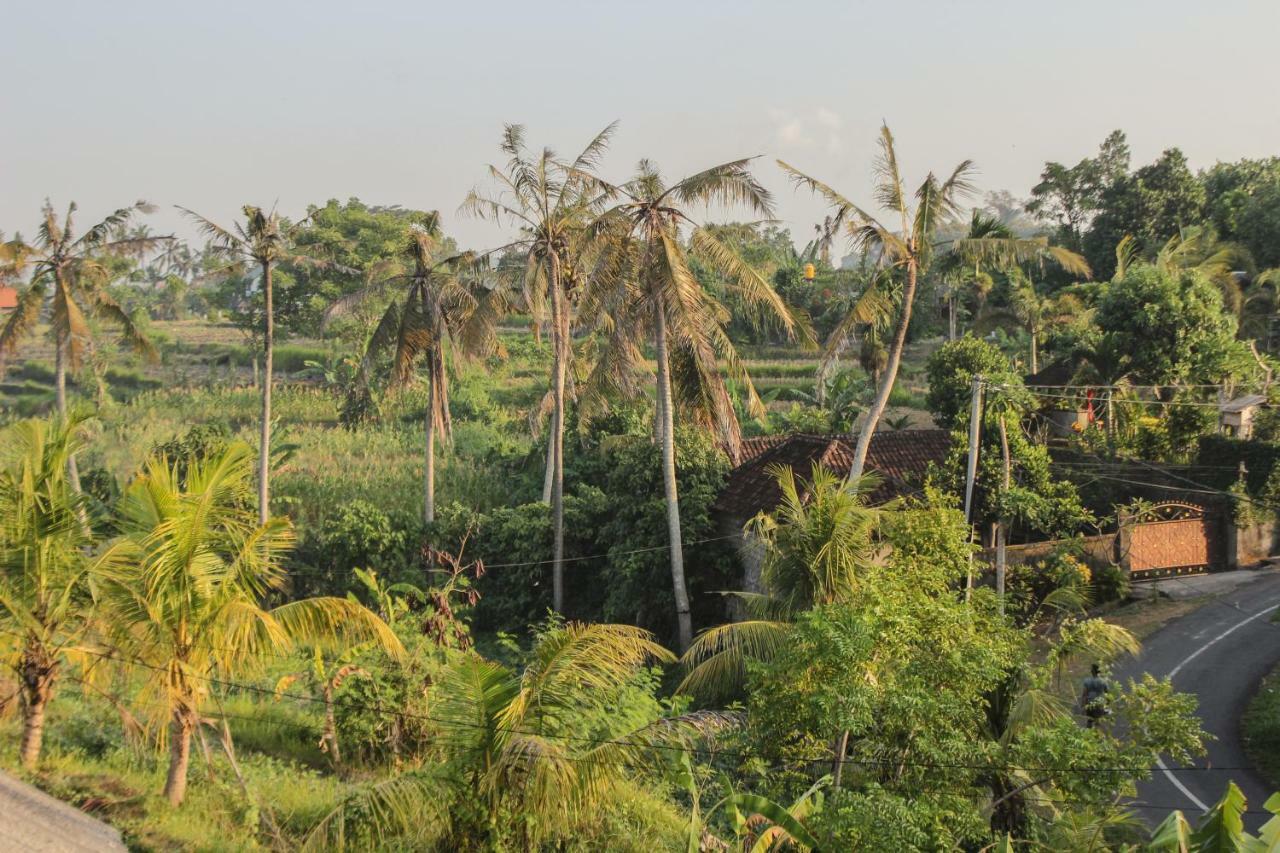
(0, 287, 17, 311)
(716, 430, 953, 520)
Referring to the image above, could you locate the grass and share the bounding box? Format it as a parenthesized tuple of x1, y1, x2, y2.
(0, 684, 348, 851)
(1242, 660, 1280, 790)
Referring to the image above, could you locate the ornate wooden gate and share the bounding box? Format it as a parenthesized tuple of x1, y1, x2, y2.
(1125, 502, 1219, 579)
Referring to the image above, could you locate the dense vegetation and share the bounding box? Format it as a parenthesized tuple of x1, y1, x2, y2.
(1, 123, 1279, 850)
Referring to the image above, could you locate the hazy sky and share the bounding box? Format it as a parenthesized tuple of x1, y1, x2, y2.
(4, 0, 1278, 251)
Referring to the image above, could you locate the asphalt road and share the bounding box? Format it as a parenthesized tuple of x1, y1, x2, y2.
(1118, 571, 1280, 832)
(0, 770, 126, 851)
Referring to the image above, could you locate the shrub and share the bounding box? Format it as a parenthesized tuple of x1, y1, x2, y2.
(293, 499, 420, 595)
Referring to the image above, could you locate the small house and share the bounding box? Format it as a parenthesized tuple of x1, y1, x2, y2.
(714, 430, 952, 595)
(1219, 394, 1267, 439)
(0, 286, 17, 313)
(1024, 361, 1098, 438)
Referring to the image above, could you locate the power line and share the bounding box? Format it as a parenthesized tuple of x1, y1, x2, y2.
(66, 667, 1276, 818)
(992, 385, 1228, 410)
(288, 532, 743, 585)
(4, 627, 1266, 779)
(1021, 383, 1240, 392)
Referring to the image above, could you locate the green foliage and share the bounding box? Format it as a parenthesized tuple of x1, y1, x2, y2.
(307, 621, 700, 851)
(99, 441, 403, 803)
(0, 416, 106, 767)
(293, 499, 419, 594)
(925, 336, 1015, 429)
(1027, 130, 1130, 250)
(1242, 662, 1280, 790)
(431, 500, 553, 634)
(1202, 156, 1280, 269)
(281, 198, 451, 339)
(937, 388, 1092, 540)
(1085, 148, 1207, 279)
(1093, 263, 1248, 388)
(1196, 434, 1280, 494)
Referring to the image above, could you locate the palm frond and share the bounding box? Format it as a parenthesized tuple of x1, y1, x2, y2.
(175, 206, 243, 253)
(677, 619, 791, 698)
(269, 598, 405, 662)
(302, 770, 454, 851)
(777, 160, 885, 241)
(0, 281, 47, 367)
(872, 124, 910, 233)
(689, 228, 808, 344)
(1114, 235, 1139, 279)
(74, 201, 154, 252)
(665, 159, 775, 218)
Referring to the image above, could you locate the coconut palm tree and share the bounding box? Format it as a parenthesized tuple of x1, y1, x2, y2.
(935, 211, 1013, 341)
(976, 270, 1088, 374)
(461, 123, 616, 614)
(1242, 268, 1280, 351)
(99, 442, 403, 806)
(305, 621, 730, 850)
(579, 160, 808, 650)
(177, 205, 347, 524)
(326, 226, 505, 524)
(0, 201, 162, 490)
(679, 464, 883, 698)
(0, 417, 114, 768)
(781, 125, 1090, 480)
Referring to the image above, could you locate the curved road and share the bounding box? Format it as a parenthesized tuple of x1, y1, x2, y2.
(1119, 570, 1280, 832)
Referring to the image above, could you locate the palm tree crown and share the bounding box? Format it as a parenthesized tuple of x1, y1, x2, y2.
(100, 441, 403, 805)
(781, 125, 1088, 482)
(579, 157, 809, 650)
(327, 225, 505, 523)
(461, 123, 617, 615)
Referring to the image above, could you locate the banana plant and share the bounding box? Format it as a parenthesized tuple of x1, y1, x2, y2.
(274, 645, 372, 771)
(677, 752, 825, 852)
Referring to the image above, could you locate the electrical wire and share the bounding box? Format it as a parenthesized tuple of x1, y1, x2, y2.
(2, 627, 1266, 780)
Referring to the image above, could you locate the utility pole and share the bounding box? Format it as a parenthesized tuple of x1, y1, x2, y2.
(963, 375, 984, 601)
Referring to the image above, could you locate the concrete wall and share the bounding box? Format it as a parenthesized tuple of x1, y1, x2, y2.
(1230, 519, 1278, 567)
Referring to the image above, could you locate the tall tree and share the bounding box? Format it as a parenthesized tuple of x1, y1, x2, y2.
(462, 123, 615, 615)
(1093, 260, 1249, 392)
(0, 417, 113, 768)
(1025, 130, 1130, 247)
(781, 125, 973, 480)
(582, 160, 806, 650)
(178, 205, 346, 524)
(100, 442, 402, 806)
(935, 211, 1013, 341)
(0, 201, 161, 490)
(326, 226, 505, 524)
(286, 198, 450, 338)
(1084, 148, 1206, 279)
(784, 126, 1090, 480)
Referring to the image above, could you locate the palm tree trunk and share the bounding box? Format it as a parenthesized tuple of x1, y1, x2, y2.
(996, 414, 1011, 612)
(948, 294, 957, 342)
(424, 373, 436, 525)
(164, 711, 193, 806)
(52, 294, 83, 494)
(258, 261, 273, 525)
(19, 651, 54, 770)
(832, 729, 850, 788)
(548, 256, 567, 614)
(848, 257, 918, 481)
(541, 431, 554, 504)
(1029, 331, 1038, 375)
(54, 329, 68, 418)
(322, 683, 342, 770)
(654, 305, 693, 652)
